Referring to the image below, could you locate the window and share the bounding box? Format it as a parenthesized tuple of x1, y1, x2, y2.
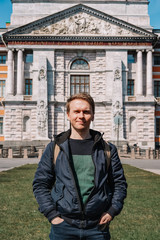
(70, 58, 90, 95)
(128, 53, 135, 63)
(25, 52, 33, 63)
(127, 79, 134, 96)
(0, 117, 3, 134)
(0, 54, 6, 64)
(154, 56, 160, 65)
(154, 81, 160, 97)
(70, 59, 89, 70)
(25, 79, 32, 95)
(156, 118, 160, 136)
(70, 75, 89, 95)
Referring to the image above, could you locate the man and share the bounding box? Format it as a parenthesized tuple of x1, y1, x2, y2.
(33, 93, 127, 240)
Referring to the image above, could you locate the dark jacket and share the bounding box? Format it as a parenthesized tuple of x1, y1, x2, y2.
(33, 129, 127, 229)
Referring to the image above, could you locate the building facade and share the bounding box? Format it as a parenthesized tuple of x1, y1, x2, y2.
(0, 0, 160, 149)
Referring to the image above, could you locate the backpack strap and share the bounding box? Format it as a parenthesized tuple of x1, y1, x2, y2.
(103, 140, 111, 171)
(53, 143, 60, 165)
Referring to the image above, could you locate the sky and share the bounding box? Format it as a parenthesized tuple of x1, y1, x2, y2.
(0, 0, 159, 29)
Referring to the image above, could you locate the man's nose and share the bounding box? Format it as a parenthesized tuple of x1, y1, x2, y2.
(79, 111, 84, 118)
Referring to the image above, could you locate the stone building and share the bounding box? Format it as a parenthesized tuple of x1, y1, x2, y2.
(0, 0, 160, 149)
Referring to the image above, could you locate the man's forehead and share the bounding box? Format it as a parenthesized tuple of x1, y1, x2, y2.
(70, 99, 91, 108)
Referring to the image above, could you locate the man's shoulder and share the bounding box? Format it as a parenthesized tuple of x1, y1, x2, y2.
(54, 129, 71, 145)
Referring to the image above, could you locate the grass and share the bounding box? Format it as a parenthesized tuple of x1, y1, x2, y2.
(110, 165, 160, 240)
(0, 164, 159, 240)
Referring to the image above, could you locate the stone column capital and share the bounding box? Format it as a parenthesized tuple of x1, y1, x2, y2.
(7, 48, 15, 52)
(146, 49, 154, 53)
(16, 48, 24, 52)
(136, 49, 145, 53)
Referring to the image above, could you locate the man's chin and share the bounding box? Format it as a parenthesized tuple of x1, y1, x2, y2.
(75, 126, 88, 131)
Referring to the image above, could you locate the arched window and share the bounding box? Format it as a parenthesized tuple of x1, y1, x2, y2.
(70, 59, 89, 70)
(23, 116, 30, 132)
(129, 117, 136, 133)
(70, 59, 90, 95)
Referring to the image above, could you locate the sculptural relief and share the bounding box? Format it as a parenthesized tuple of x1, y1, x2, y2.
(38, 66, 46, 81)
(113, 101, 123, 118)
(31, 12, 138, 36)
(114, 68, 121, 81)
(37, 100, 48, 137)
(113, 101, 123, 138)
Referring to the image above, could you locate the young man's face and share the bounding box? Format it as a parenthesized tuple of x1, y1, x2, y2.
(67, 99, 94, 133)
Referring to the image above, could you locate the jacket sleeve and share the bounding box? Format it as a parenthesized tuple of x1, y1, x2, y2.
(107, 143, 127, 218)
(33, 141, 61, 222)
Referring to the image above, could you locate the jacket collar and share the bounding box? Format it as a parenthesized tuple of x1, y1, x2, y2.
(54, 129, 102, 145)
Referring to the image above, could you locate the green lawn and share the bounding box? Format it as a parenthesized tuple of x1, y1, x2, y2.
(0, 164, 159, 240)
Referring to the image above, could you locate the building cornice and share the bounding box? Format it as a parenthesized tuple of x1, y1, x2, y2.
(4, 35, 156, 43)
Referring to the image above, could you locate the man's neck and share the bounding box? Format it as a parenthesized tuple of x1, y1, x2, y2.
(70, 128, 91, 140)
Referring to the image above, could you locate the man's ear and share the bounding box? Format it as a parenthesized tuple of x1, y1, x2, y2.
(91, 115, 94, 122)
(67, 112, 70, 121)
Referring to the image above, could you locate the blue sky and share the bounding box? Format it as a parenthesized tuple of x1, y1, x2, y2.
(0, 0, 159, 29)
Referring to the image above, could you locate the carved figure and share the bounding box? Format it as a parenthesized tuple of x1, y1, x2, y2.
(114, 68, 121, 81)
(104, 23, 111, 35)
(112, 101, 123, 136)
(113, 101, 123, 118)
(117, 27, 123, 35)
(75, 16, 87, 33)
(38, 66, 46, 81)
(37, 100, 48, 137)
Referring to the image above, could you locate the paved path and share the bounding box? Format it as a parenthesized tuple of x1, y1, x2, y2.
(121, 158, 160, 175)
(0, 158, 40, 172)
(0, 157, 160, 175)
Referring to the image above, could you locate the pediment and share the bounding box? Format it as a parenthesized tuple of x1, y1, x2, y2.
(3, 4, 156, 41)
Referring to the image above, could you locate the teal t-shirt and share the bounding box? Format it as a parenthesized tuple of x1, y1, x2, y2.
(69, 138, 94, 204)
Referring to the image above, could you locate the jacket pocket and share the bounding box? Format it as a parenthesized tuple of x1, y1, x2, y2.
(51, 182, 64, 210)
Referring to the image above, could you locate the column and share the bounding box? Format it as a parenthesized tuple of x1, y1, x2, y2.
(7, 49, 14, 95)
(136, 50, 143, 96)
(146, 50, 153, 96)
(17, 49, 24, 95)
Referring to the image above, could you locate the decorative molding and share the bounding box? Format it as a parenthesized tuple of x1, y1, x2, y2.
(4, 35, 157, 43)
(7, 41, 153, 46)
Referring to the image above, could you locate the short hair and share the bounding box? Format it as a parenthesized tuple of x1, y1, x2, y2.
(66, 93, 95, 114)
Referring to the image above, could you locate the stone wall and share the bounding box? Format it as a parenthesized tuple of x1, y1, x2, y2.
(125, 104, 155, 149)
